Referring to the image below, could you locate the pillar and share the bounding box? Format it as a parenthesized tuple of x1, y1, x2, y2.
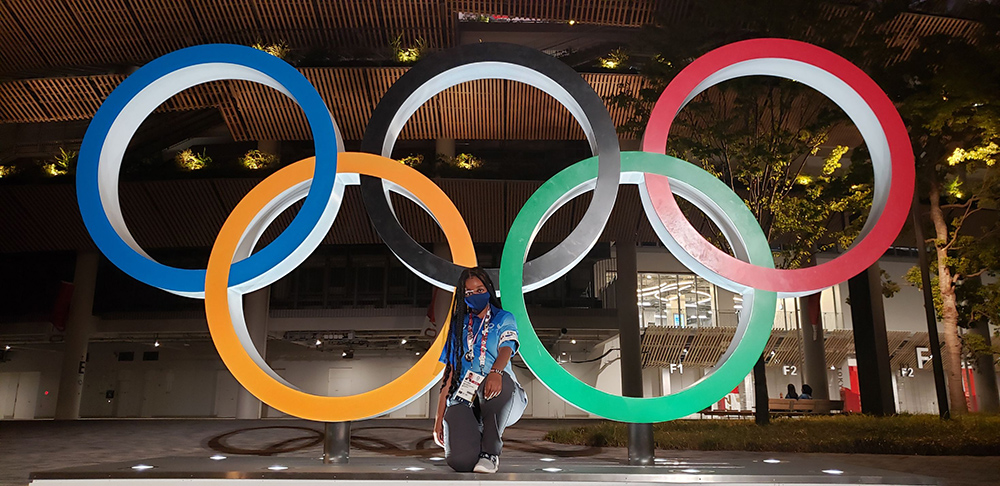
(847, 264, 896, 416)
(54, 251, 99, 420)
(969, 323, 999, 413)
(799, 293, 830, 400)
(435, 138, 455, 159)
(235, 286, 269, 419)
(258, 140, 280, 157)
(614, 240, 654, 464)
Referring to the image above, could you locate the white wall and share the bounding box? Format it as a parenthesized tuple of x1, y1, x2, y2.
(0, 344, 63, 419)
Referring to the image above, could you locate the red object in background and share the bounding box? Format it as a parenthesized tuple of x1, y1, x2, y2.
(50, 281, 74, 332)
(842, 365, 862, 412)
(963, 366, 978, 412)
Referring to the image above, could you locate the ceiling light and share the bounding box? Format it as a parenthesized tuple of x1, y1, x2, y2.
(154, 340, 160, 348)
(540, 458, 556, 462)
(763, 459, 781, 464)
(542, 467, 562, 472)
(210, 455, 227, 461)
(681, 469, 701, 474)
(315, 339, 322, 346)
(404, 467, 424, 471)
(570, 339, 577, 344)
(822, 469, 844, 475)
(4, 345, 9, 350)
(429, 457, 445, 461)
(267, 465, 288, 471)
(131, 464, 154, 471)
(415, 352, 421, 356)
(401, 339, 407, 345)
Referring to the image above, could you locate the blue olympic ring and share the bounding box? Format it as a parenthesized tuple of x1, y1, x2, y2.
(76, 44, 339, 296)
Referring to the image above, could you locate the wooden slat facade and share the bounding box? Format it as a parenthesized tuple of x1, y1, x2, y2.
(640, 325, 937, 371)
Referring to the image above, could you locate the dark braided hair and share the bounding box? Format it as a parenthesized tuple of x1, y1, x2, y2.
(442, 267, 502, 398)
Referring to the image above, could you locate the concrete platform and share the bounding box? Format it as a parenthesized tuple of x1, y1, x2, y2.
(29, 455, 939, 485)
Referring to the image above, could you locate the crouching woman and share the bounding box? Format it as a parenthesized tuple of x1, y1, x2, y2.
(433, 267, 527, 473)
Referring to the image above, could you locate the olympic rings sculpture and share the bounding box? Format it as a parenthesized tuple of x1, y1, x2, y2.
(76, 40, 913, 423)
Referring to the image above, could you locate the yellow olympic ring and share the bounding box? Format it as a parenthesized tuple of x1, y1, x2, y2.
(205, 153, 477, 421)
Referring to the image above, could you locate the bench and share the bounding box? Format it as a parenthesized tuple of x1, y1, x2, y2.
(700, 398, 845, 418)
(768, 398, 845, 415)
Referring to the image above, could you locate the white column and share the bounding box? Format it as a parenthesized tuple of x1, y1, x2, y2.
(54, 251, 99, 420)
(435, 138, 455, 159)
(799, 293, 830, 400)
(235, 286, 269, 419)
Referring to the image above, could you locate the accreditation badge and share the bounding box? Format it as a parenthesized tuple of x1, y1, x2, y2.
(456, 370, 485, 405)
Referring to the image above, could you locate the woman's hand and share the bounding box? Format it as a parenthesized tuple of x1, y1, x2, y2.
(483, 372, 503, 400)
(433, 416, 445, 448)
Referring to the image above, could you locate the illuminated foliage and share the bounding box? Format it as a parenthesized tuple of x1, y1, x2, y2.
(397, 154, 423, 168)
(239, 149, 279, 170)
(43, 147, 77, 176)
(175, 149, 211, 171)
(391, 34, 425, 63)
(599, 48, 629, 70)
(251, 40, 290, 60)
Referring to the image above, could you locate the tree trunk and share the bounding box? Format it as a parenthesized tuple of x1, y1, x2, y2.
(929, 181, 969, 415)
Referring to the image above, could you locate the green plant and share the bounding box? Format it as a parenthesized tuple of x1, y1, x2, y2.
(175, 149, 211, 171)
(239, 149, 279, 170)
(391, 34, 426, 63)
(397, 154, 423, 168)
(546, 415, 1000, 455)
(451, 153, 482, 170)
(43, 147, 77, 176)
(599, 48, 629, 70)
(251, 40, 290, 60)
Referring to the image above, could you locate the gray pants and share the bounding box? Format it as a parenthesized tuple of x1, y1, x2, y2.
(443, 371, 526, 472)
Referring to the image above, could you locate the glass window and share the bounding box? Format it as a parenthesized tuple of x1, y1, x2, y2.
(637, 273, 715, 328)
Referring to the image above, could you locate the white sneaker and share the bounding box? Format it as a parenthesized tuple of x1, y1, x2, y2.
(473, 453, 499, 473)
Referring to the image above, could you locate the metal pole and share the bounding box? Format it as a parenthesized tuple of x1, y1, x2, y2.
(911, 193, 950, 419)
(323, 421, 350, 464)
(615, 240, 654, 465)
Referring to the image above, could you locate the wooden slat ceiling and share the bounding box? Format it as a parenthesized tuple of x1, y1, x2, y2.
(0, 68, 653, 141)
(640, 326, 934, 370)
(0, 0, 669, 76)
(0, 0, 982, 77)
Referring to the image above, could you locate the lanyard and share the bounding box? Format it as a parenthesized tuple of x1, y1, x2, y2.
(466, 306, 492, 373)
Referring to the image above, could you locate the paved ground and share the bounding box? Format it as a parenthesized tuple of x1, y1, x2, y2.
(2, 418, 998, 485)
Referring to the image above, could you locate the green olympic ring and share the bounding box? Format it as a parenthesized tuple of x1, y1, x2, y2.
(500, 151, 778, 423)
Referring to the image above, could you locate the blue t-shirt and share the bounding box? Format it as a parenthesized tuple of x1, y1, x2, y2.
(439, 303, 519, 391)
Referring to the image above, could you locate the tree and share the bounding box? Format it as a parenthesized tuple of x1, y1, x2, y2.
(893, 34, 1000, 415)
(613, 0, 898, 423)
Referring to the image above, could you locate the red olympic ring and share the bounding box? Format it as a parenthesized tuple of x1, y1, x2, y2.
(641, 38, 914, 296)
